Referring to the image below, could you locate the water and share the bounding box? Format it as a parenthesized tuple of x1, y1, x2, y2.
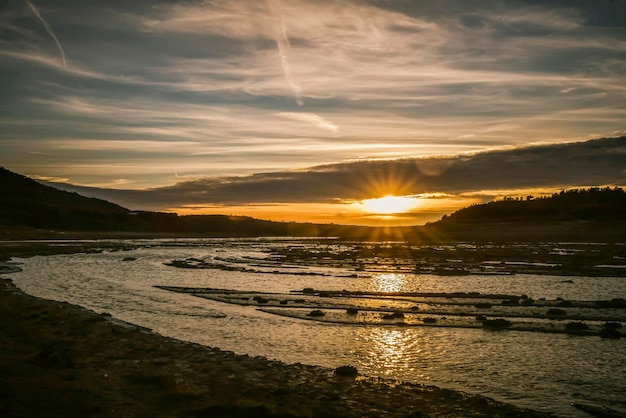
(6, 238, 626, 417)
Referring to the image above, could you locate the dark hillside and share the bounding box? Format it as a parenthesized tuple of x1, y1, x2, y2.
(0, 167, 130, 230)
(437, 187, 626, 224)
(0, 167, 377, 238)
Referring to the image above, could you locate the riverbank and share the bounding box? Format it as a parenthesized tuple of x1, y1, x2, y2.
(0, 276, 554, 417)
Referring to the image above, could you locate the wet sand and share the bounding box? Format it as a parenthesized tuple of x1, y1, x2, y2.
(0, 277, 554, 417)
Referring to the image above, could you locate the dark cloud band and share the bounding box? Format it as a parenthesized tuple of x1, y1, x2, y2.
(46, 137, 626, 209)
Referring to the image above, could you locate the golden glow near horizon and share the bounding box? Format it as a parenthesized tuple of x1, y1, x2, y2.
(360, 195, 421, 214)
(165, 193, 487, 226)
(169, 200, 433, 226)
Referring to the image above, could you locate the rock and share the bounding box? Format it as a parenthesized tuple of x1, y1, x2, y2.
(565, 322, 589, 331)
(482, 318, 512, 329)
(381, 311, 405, 320)
(307, 310, 325, 317)
(599, 328, 622, 339)
(547, 308, 567, 316)
(334, 365, 359, 378)
(253, 296, 270, 304)
(501, 299, 519, 306)
(596, 298, 626, 308)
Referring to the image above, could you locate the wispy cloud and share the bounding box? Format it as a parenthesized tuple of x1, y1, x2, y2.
(24, 0, 67, 68)
(267, 0, 303, 106)
(277, 112, 338, 133)
(2, 0, 626, 209)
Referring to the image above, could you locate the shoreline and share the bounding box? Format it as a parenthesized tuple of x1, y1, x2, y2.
(0, 277, 554, 417)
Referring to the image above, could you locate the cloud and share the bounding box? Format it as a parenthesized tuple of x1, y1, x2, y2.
(24, 0, 67, 68)
(46, 137, 626, 210)
(2, 0, 626, 195)
(267, 0, 303, 106)
(277, 112, 338, 133)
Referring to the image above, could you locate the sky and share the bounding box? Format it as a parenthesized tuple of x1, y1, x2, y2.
(1, 0, 625, 225)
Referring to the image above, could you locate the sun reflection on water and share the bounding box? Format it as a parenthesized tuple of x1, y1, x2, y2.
(372, 273, 407, 292)
(362, 328, 422, 377)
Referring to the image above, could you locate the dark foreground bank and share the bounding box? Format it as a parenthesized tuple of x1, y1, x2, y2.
(0, 277, 554, 418)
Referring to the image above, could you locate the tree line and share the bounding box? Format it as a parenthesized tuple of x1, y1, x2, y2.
(438, 187, 625, 224)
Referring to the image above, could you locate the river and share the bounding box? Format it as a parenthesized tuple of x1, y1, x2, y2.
(6, 238, 626, 417)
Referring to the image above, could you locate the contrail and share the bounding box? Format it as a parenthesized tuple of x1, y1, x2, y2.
(268, 0, 303, 106)
(25, 0, 67, 69)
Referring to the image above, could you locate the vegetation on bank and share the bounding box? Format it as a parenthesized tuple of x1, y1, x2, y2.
(438, 187, 626, 224)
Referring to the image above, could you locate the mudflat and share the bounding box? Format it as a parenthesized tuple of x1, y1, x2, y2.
(0, 277, 553, 417)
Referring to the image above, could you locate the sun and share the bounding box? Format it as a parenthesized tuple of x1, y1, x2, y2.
(360, 195, 419, 214)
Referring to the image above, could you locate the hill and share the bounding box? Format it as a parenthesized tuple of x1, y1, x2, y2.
(0, 167, 130, 231)
(1, 167, 624, 241)
(437, 188, 626, 224)
(422, 187, 626, 242)
(0, 167, 376, 239)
